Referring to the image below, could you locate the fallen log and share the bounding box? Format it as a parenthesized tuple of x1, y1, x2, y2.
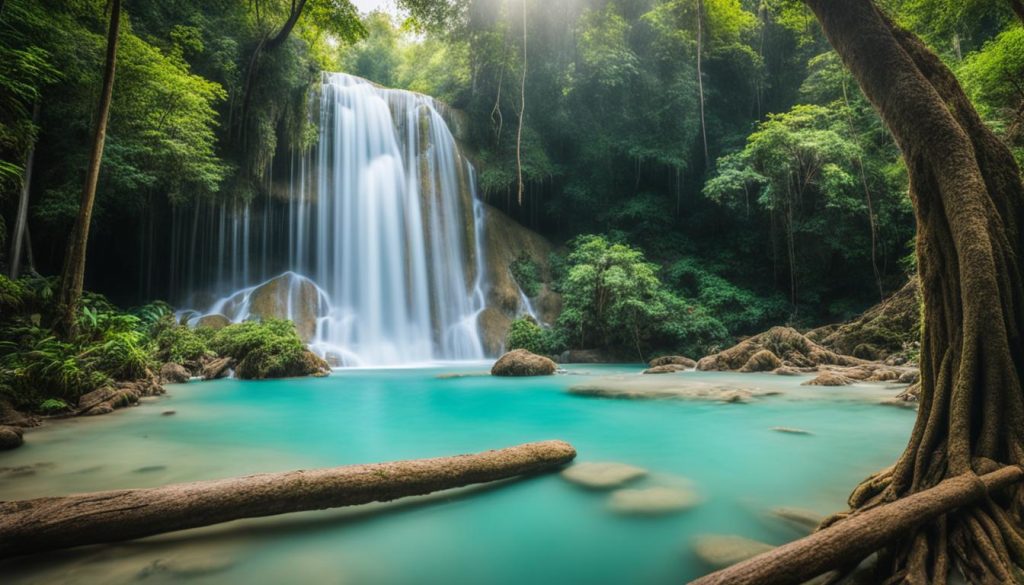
(690, 466, 1024, 585)
(0, 440, 576, 558)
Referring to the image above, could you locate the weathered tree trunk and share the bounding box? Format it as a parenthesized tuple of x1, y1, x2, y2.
(8, 102, 38, 279)
(56, 0, 121, 335)
(691, 467, 1024, 585)
(697, 0, 1024, 583)
(0, 440, 575, 559)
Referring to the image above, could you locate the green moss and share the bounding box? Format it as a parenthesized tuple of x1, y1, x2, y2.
(211, 319, 325, 380)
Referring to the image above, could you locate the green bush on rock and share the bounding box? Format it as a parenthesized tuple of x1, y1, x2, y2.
(505, 317, 559, 356)
(210, 320, 329, 380)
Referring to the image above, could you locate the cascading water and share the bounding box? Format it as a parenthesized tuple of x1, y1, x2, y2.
(175, 73, 487, 366)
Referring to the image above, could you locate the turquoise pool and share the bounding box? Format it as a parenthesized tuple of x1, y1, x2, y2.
(0, 365, 914, 584)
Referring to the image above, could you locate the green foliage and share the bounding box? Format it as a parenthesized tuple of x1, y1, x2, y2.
(153, 318, 211, 365)
(38, 398, 70, 413)
(556, 235, 726, 358)
(959, 27, 1024, 164)
(505, 317, 558, 355)
(209, 319, 314, 380)
(510, 254, 541, 297)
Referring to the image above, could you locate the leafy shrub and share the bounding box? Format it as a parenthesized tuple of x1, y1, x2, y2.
(210, 319, 322, 379)
(154, 318, 212, 364)
(0, 327, 110, 408)
(505, 317, 558, 355)
(510, 255, 542, 297)
(38, 398, 70, 413)
(556, 235, 723, 358)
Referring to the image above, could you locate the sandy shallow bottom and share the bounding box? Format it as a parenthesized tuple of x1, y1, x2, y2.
(0, 365, 914, 585)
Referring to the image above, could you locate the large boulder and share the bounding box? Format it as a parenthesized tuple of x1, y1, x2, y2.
(0, 425, 24, 450)
(692, 535, 775, 569)
(160, 363, 191, 384)
(698, 327, 863, 372)
(608, 486, 701, 515)
(202, 357, 235, 380)
(245, 272, 326, 342)
(196, 314, 230, 330)
(491, 349, 557, 376)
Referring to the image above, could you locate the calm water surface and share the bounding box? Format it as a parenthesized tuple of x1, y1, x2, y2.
(0, 365, 914, 584)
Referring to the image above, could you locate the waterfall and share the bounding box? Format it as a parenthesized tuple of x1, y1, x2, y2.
(176, 72, 487, 366)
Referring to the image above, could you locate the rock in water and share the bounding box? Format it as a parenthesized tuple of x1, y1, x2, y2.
(561, 461, 647, 489)
(608, 486, 700, 515)
(0, 426, 24, 450)
(692, 534, 775, 569)
(648, 355, 697, 368)
(802, 371, 855, 386)
(491, 349, 557, 376)
(159, 362, 190, 384)
(771, 427, 813, 435)
(643, 364, 689, 374)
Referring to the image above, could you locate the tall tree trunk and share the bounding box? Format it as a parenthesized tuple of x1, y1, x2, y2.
(515, 0, 527, 205)
(57, 0, 121, 336)
(800, 0, 1024, 582)
(695, 0, 709, 167)
(8, 102, 39, 279)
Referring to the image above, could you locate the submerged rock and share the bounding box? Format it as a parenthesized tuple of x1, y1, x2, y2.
(692, 534, 775, 569)
(491, 349, 557, 376)
(802, 372, 855, 386)
(569, 378, 763, 404)
(771, 427, 813, 435)
(768, 506, 824, 534)
(608, 486, 700, 515)
(0, 425, 24, 450)
(643, 364, 690, 374)
(648, 355, 697, 368)
(159, 362, 190, 384)
(561, 461, 647, 489)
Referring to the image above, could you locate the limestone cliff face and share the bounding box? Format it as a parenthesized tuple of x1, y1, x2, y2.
(478, 205, 562, 355)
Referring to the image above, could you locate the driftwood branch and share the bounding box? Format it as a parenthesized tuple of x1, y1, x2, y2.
(0, 440, 576, 559)
(690, 466, 1024, 585)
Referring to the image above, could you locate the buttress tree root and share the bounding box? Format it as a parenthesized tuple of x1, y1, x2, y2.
(697, 0, 1024, 583)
